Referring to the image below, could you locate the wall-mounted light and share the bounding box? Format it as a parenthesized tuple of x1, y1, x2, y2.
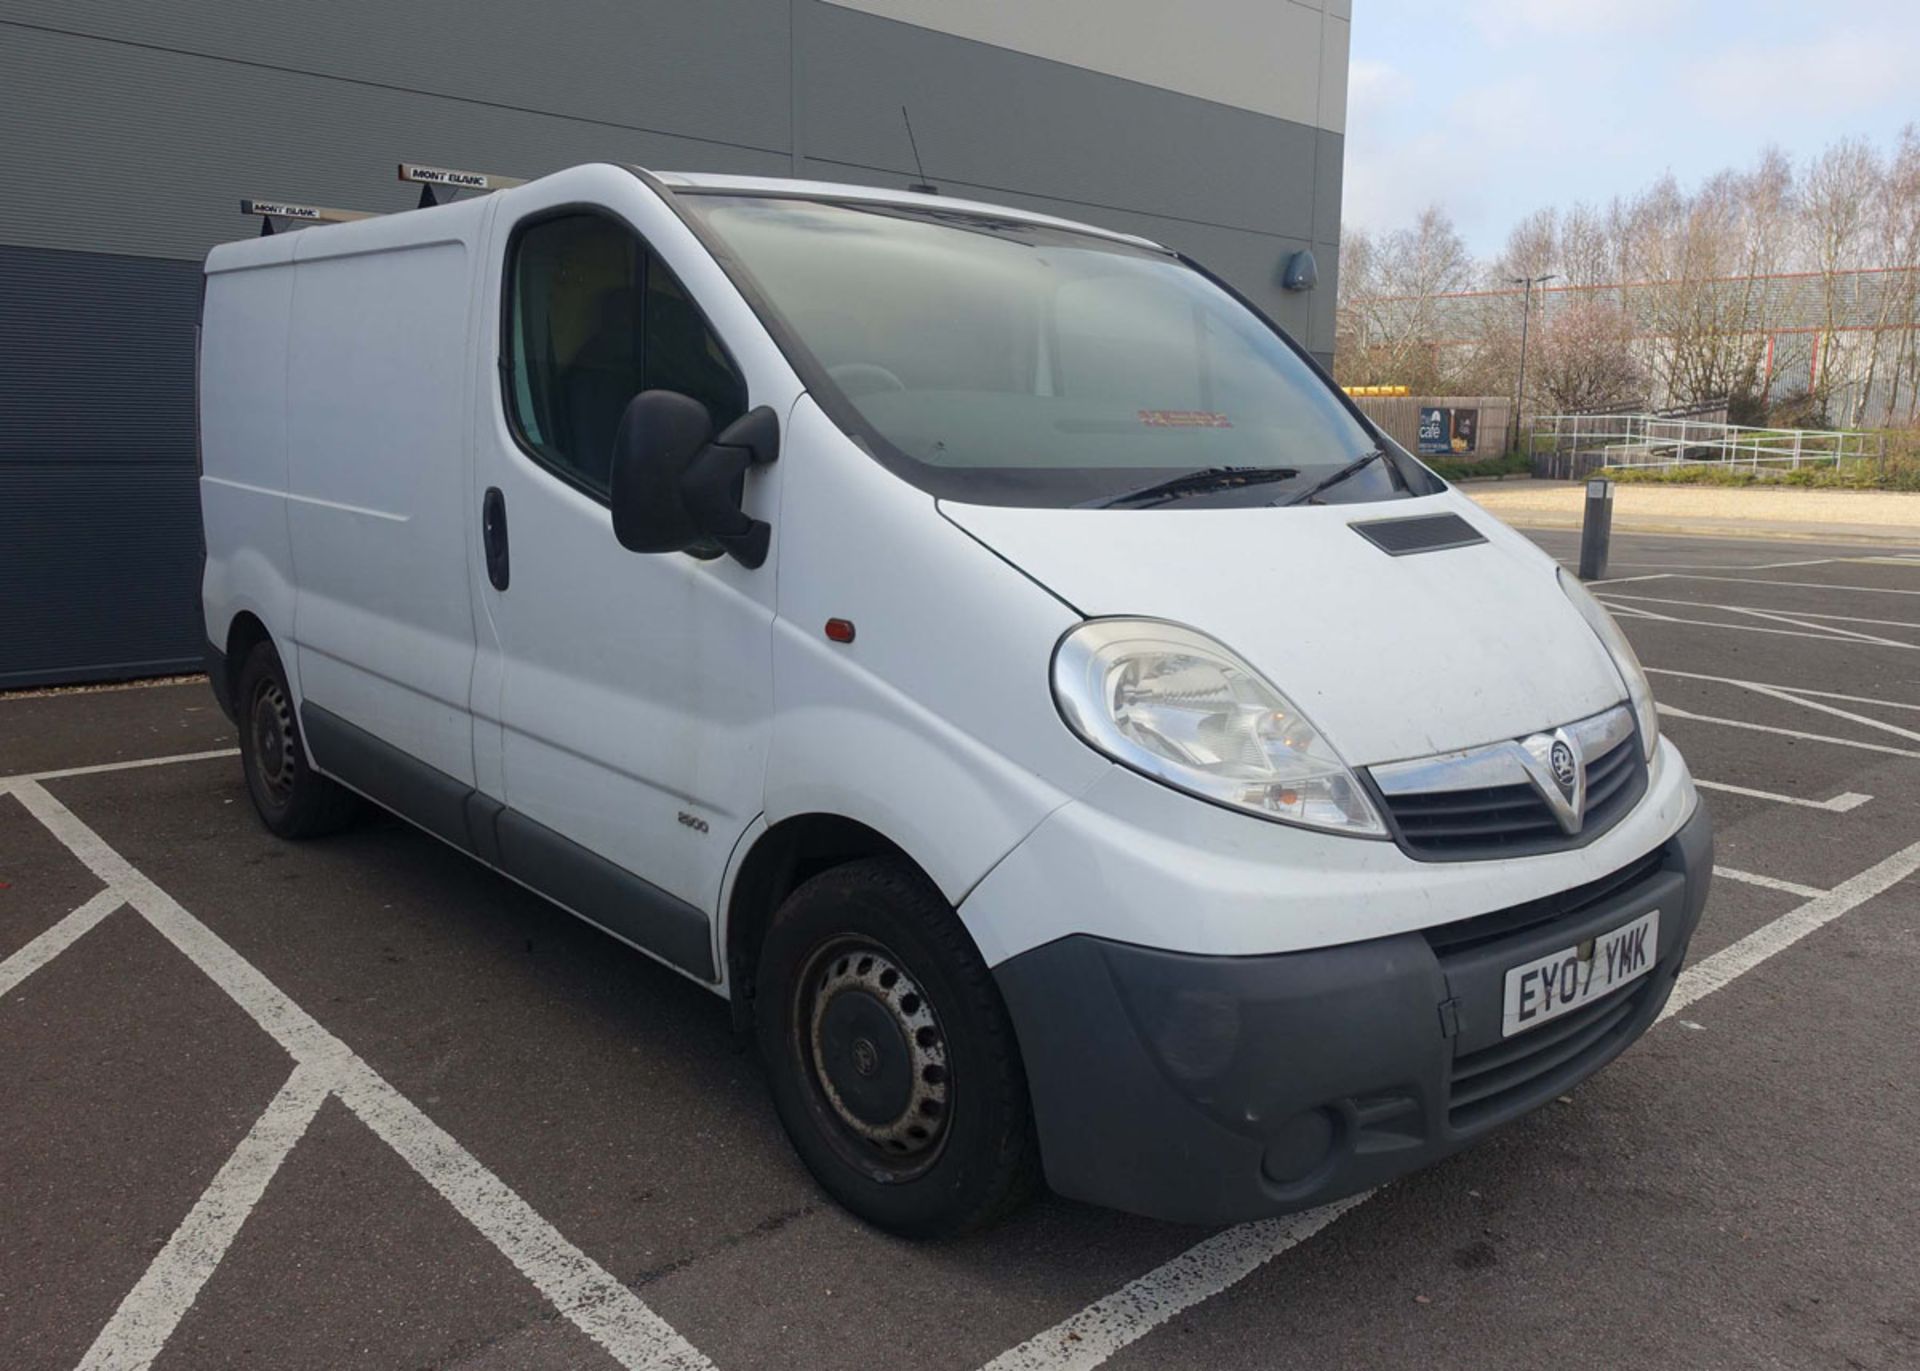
(1282, 248, 1318, 292)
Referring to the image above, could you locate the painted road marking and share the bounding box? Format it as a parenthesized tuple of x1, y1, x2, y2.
(1659, 574, 1920, 597)
(1601, 594, 1920, 632)
(1581, 573, 1677, 587)
(973, 842, 1920, 1371)
(76, 1064, 332, 1371)
(1570, 559, 1840, 574)
(1661, 841, 1920, 1022)
(976, 1196, 1370, 1371)
(1622, 597, 1919, 649)
(1656, 704, 1920, 760)
(1644, 669, 1920, 713)
(0, 885, 123, 1000)
(0, 747, 239, 786)
(1712, 866, 1828, 900)
(7, 779, 714, 1371)
(1597, 598, 1918, 650)
(1726, 681, 1920, 746)
(1694, 780, 1872, 812)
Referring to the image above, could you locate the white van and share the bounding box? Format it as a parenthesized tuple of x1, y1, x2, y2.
(199, 163, 1711, 1235)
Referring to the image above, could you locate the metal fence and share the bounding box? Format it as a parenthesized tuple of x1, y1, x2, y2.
(1529, 413, 1884, 480)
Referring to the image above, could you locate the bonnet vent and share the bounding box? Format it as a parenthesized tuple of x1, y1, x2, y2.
(1349, 512, 1487, 557)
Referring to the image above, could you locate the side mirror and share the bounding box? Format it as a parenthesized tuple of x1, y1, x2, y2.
(610, 392, 780, 568)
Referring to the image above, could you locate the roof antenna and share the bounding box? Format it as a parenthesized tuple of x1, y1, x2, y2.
(901, 106, 938, 195)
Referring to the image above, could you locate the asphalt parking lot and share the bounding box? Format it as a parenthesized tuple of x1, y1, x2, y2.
(5, 528, 1920, 1371)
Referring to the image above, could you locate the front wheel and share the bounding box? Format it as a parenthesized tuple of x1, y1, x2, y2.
(755, 858, 1040, 1236)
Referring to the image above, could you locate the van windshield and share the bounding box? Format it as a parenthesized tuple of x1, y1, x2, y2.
(683, 194, 1425, 509)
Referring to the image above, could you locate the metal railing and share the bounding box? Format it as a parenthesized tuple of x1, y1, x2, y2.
(1530, 412, 1884, 478)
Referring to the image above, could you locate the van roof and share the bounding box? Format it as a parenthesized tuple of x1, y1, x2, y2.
(208, 163, 1169, 268)
(646, 170, 1167, 253)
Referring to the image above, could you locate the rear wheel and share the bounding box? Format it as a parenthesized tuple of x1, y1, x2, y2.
(235, 641, 358, 838)
(756, 858, 1040, 1236)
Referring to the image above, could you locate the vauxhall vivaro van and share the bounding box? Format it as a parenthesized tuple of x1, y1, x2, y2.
(199, 163, 1711, 1235)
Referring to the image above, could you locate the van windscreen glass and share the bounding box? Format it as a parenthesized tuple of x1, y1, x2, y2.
(684, 195, 1423, 509)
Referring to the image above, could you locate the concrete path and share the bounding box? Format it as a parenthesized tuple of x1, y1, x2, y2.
(1464, 479, 1920, 546)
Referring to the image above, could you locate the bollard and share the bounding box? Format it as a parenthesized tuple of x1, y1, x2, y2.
(1579, 477, 1613, 580)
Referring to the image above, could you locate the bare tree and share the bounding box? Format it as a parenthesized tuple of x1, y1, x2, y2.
(1532, 297, 1645, 413)
(1800, 138, 1881, 420)
(1334, 207, 1473, 390)
(1333, 131, 1920, 430)
(1863, 126, 1920, 424)
(1558, 203, 1617, 288)
(1490, 208, 1558, 286)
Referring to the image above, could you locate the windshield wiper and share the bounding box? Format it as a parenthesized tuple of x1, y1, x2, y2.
(1086, 465, 1301, 510)
(1280, 447, 1387, 507)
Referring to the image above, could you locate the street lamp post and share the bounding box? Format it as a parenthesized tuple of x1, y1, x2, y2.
(1509, 272, 1558, 455)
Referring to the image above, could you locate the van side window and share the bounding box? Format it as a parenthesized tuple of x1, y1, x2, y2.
(503, 212, 746, 497)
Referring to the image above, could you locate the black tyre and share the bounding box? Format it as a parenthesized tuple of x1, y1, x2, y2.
(235, 641, 358, 839)
(756, 858, 1041, 1237)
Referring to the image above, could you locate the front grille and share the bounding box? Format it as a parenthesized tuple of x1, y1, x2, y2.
(1420, 846, 1667, 957)
(1447, 977, 1654, 1130)
(1377, 733, 1646, 860)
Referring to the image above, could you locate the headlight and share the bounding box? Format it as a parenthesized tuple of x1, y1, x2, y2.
(1051, 619, 1385, 836)
(1559, 568, 1659, 760)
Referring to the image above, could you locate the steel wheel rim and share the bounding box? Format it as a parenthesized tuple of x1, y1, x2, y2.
(795, 936, 952, 1179)
(249, 677, 297, 806)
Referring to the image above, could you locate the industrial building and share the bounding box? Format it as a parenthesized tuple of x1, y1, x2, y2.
(0, 1, 1350, 686)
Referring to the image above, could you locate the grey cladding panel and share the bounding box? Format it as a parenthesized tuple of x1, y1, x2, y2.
(0, 23, 792, 263)
(0, 460, 203, 687)
(0, 246, 199, 462)
(1313, 129, 1344, 247)
(0, 245, 206, 685)
(797, 0, 1321, 241)
(1, 1, 792, 155)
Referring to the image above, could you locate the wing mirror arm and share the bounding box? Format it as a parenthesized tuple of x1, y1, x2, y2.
(681, 406, 780, 569)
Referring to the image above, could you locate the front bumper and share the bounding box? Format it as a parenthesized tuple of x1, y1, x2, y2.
(994, 804, 1713, 1226)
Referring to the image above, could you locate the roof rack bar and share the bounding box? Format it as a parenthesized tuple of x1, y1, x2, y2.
(241, 198, 379, 236)
(399, 161, 526, 207)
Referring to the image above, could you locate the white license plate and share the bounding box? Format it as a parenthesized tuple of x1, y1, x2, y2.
(1501, 909, 1660, 1038)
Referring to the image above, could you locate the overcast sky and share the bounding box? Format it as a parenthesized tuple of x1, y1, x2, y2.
(1345, 0, 1920, 254)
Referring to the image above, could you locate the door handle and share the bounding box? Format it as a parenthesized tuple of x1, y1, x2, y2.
(482, 486, 510, 591)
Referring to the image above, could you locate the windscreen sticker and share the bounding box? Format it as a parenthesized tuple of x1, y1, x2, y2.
(1137, 409, 1234, 428)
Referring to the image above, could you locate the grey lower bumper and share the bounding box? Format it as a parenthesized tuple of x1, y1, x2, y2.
(995, 804, 1713, 1226)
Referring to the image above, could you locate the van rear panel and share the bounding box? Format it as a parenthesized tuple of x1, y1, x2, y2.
(200, 241, 299, 661)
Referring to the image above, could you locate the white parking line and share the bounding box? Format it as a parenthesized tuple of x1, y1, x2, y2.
(0, 886, 122, 1000)
(973, 841, 1920, 1371)
(7, 779, 714, 1371)
(1729, 681, 1920, 746)
(1662, 840, 1920, 1022)
(1601, 593, 1920, 634)
(1582, 573, 1676, 587)
(1693, 780, 1872, 812)
(1597, 601, 1918, 650)
(76, 1064, 331, 1371)
(978, 1196, 1369, 1371)
(1644, 669, 1920, 713)
(0, 747, 239, 786)
(1712, 866, 1828, 899)
(1656, 704, 1920, 760)
(1660, 575, 1920, 596)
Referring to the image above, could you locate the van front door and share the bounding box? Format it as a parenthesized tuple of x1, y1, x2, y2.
(469, 172, 786, 983)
